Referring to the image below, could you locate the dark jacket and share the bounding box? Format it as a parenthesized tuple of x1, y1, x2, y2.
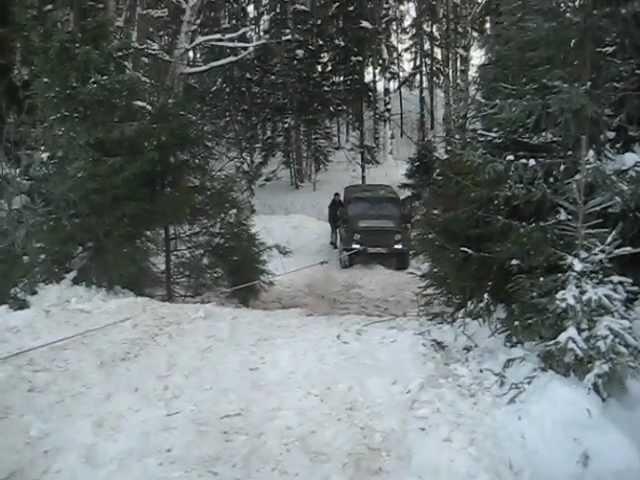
(328, 199, 344, 226)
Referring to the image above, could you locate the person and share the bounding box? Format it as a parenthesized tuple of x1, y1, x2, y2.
(328, 192, 344, 248)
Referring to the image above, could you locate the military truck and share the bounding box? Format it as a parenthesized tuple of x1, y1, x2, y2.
(338, 184, 411, 270)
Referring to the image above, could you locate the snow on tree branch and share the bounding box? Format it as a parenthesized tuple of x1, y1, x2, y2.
(192, 40, 267, 49)
(187, 27, 253, 50)
(182, 48, 255, 74)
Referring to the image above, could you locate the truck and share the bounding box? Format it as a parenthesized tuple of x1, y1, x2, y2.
(338, 184, 411, 270)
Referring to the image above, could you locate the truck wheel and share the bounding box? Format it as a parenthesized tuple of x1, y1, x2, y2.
(339, 249, 353, 269)
(394, 252, 410, 270)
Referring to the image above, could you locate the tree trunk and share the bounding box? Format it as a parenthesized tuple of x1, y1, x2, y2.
(418, 31, 426, 143)
(305, 123, 313, 183)
(581, 0, 593, 146)
(168, 0, 202, 93)
(451, 2, 459, 99)
(336, 116, 342, 148)
(457, 40, 471, 145)
(429, 17, 436, 132)
(284, 122, 296, 187)
(455, 1, 472, 146)
(360, 95, 366, 184)
(383, 75, 392, 162)
(70, 0, 84, 32)
(443, 0, 453, 141)
(163, 224, 173, 302)
(372, 57, 380, 158)
(106, 0, 116, 20)
(395, 5, 404, 138)
(124, 0, 138, 40)
(312, 154, 319, 192)
(382, 42, 393, 163)
(293, 117, 304, 185)
(260, 120, 270, 167)
(398, 83, 404, 139)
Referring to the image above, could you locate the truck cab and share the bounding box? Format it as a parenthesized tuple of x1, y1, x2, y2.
(338, 184, 411, 270)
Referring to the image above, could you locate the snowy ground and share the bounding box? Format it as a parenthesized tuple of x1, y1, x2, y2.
(2, 127, 640, 479)
(2, 283, 639, 480)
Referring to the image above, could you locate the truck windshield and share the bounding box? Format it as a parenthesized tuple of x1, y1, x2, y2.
(346, 198, 400, 217)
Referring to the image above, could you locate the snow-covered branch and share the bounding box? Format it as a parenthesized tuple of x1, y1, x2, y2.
(182, 48, 254, 74)
(188, 27, 253, 50)
(192, 40, 267, 49)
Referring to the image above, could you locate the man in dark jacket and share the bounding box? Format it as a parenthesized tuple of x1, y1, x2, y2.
(328, 192, 344, 248)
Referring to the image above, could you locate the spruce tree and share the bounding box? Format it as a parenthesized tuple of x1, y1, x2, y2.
(1, 1, 271, 306)
(411, 0, 640, 396)
(536, 146, 640, 399)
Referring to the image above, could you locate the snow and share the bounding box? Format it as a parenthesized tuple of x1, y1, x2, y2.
(607, 148, 640, 173)
(3, 285, 639, 479)
(132, 100, 152, 111)
(0, 288, 430, 479)
(495, 376, 640, 480)
(142, 8, 169, 18)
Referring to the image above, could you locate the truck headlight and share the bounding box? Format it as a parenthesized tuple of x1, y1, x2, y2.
(353, 233, 361, 241)
(394, 233, 402, 241)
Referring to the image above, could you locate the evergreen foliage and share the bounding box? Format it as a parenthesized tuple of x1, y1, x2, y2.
(0, 1, 271, 306)
(409, 0, 640, 397)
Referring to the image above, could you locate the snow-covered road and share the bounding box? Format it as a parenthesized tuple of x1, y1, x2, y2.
(0, 285, 509, 480)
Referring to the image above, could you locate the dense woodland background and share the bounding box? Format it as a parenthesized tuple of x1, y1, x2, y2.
(2, 0, 640, 397)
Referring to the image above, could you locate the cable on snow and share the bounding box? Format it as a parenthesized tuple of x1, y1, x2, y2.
(0, 250, 360, 362)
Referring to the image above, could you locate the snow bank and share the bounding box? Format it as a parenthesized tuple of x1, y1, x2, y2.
(605, 380, 640, 454)
(421, 320, 640, 480)
(495, 376, 640, 480)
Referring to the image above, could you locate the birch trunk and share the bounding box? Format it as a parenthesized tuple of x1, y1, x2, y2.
(381, 44, 393, 163)
(168, 0, 203, 93)
(418, 32, 426, 143)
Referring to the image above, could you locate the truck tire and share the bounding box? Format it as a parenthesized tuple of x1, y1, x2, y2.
(339, 248, 353, 269)
(394, 252, 410, 270)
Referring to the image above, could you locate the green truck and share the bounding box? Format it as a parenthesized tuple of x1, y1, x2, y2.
(338, 184, 411, 270)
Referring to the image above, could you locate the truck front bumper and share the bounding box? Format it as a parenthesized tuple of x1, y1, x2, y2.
(347, 243, 408, 254)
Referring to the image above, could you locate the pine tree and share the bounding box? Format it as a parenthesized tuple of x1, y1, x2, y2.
(537, 145, 640, 400)
(7, 8, 152, 292)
